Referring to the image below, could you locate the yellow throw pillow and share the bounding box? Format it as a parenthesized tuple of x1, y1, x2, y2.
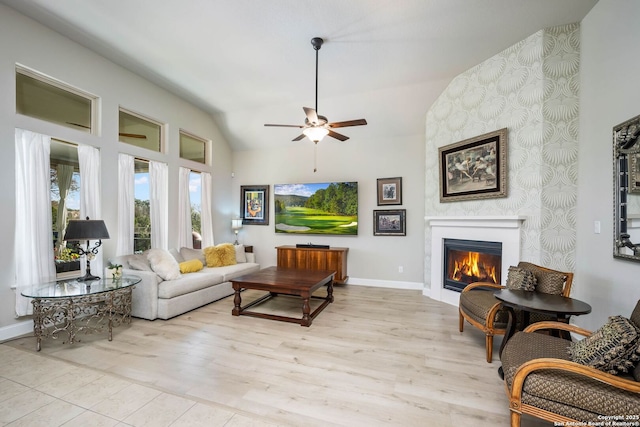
(203, 243, 237, 267)
(179, 259, 204, 273)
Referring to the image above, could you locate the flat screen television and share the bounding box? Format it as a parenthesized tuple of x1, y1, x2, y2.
(274, 182, 358, 235)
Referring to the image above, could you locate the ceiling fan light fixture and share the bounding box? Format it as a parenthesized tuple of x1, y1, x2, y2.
(303, 126, 329, 143)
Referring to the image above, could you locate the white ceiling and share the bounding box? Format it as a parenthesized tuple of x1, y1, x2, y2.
(2, 0, 598, 151)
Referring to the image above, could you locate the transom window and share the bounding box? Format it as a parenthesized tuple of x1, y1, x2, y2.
(16, 66, 96, 133)
(119, 108, 163, 152)
(180, 130, 208, 164)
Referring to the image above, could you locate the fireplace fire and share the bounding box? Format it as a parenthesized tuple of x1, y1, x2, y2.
(443, 239, 502, 292)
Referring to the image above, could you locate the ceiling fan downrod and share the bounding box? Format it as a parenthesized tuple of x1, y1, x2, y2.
(311, 37, 323, 114)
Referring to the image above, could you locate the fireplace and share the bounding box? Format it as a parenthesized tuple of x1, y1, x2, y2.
(443, 238, 502, 292)
(426, 216, 524, 306)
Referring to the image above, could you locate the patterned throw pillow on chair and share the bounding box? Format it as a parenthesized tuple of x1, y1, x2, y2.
(505, 266, 537, 291)
(569, 315, 640, 375)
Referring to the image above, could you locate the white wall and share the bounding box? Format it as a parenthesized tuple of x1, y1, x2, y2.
(0, 5, 236, 335)
(231, 129, 426, 287)
(424, 24, 581, 292)
(574, 0, 640, 330)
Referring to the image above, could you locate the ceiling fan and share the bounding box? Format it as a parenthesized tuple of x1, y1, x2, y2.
(264, 37, 367, 144)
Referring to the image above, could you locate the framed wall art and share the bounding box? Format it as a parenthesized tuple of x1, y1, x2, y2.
(373, 209, 406, 236)
(240, 185, 269, 225)
(377, 177, 402, 205)
(438, 128, 508, 203)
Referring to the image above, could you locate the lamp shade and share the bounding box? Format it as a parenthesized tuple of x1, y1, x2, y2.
(63, 218, 110, 241)
(231, 219, 243, 230)
(303, 127, 329, 142)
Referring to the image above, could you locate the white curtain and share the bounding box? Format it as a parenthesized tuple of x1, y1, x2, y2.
(55, 164, 74, 254)
(117, 154, 134, 255)
(200, 172, 214, 247)
(178, 167, 193, 248)
(14, 129, 56, 316)
(78, 145, 104, 276)
(149, 161, 168, 250)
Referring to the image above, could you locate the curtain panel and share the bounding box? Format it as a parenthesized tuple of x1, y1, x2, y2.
(14, 129, 56, 316)
(149, 161, 168, 250)
(117, 154, 134, 255)
(78, 145, 104, 277)
(201, 172, 214, 247)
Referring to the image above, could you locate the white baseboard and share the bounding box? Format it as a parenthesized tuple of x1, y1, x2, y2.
(0, 319, 33, 342)
(346, 277, 424, 290)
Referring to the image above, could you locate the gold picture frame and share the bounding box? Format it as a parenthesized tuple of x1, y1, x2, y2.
(438, 128, 508, 203)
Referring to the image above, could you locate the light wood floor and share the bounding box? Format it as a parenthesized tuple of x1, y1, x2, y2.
(1, 285, 551, 426)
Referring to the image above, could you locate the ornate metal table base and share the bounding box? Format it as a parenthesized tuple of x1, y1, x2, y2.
(31, 286, 133, 351)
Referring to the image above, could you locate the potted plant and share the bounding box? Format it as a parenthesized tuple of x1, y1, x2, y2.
(106, 262, 123, 280)
(55, 247, 81, 273)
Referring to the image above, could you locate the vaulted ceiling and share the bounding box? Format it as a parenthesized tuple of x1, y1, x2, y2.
(2, 0, 598, 151)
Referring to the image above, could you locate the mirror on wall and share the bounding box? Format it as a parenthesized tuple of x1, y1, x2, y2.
(614, 114, 640, 261)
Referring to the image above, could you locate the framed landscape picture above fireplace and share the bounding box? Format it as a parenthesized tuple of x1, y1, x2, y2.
(438, 128, 507, 203)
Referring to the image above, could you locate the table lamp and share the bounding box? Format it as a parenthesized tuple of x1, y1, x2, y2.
(63, 217, 110, 281)
(231, 219, 243, 245)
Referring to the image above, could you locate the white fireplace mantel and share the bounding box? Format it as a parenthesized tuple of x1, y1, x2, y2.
(425, 215, 526, 306)
(425, 216, 526, 228)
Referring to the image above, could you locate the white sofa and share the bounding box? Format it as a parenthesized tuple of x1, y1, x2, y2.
(110, 245, 260, 320)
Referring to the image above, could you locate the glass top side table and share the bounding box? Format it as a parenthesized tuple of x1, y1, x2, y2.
(21, 275, 141, 351)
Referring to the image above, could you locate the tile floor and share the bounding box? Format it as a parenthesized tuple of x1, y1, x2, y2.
(0, 345, 281, 426)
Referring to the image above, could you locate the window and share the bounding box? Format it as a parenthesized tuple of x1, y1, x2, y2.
(190, 171, 202, 248)
(180, 130, 207, 164)
(50, 139, 81, 278)
(134, 159, 151, 252)
(16, 66, 96, 133)
(119, 108, 162, 152)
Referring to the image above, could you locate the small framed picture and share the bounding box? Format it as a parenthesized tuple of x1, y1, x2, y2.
(240, 185, 269, 225)
(377, 177, 402, 205)
(373, 209, 406, 236)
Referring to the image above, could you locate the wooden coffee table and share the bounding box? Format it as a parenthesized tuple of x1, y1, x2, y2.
(230, 266, 335, 326)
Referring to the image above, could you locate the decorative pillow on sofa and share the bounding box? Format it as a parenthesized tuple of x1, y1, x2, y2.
(235, 244, 247, 263)
(569, 315, 640, 375)
(203, 243, 237, 267)
(180, 247, 206, 265)
(505, 266, 537, 291)
(127, 254, 153, 271)
(147, 248, 182, 281)
(517, 261, 566, 295)
(179, 259, 204, 274)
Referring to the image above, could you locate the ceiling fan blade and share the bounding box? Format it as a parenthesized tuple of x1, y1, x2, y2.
(292, 134, 306, 141)
(328, 119, 368, 128)
(119, 132, 147, 139)
(327, 130, 349, 141)
(303, 107, 319, 125)
(264, 124, 304, 128)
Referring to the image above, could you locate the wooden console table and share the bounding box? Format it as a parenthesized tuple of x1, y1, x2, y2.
(276, 245, 349, 284)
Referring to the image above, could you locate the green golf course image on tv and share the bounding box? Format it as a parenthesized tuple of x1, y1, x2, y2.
(274, 182, 358, 235)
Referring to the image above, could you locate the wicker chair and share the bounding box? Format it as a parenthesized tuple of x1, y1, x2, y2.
(500, 301, 640, 427)
(458, 262, 573, 362)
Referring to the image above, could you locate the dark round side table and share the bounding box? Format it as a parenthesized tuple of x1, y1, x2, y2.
(494, 289, 591, 378)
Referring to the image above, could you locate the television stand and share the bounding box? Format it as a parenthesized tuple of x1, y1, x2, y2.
(276, 245, 349, 284)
